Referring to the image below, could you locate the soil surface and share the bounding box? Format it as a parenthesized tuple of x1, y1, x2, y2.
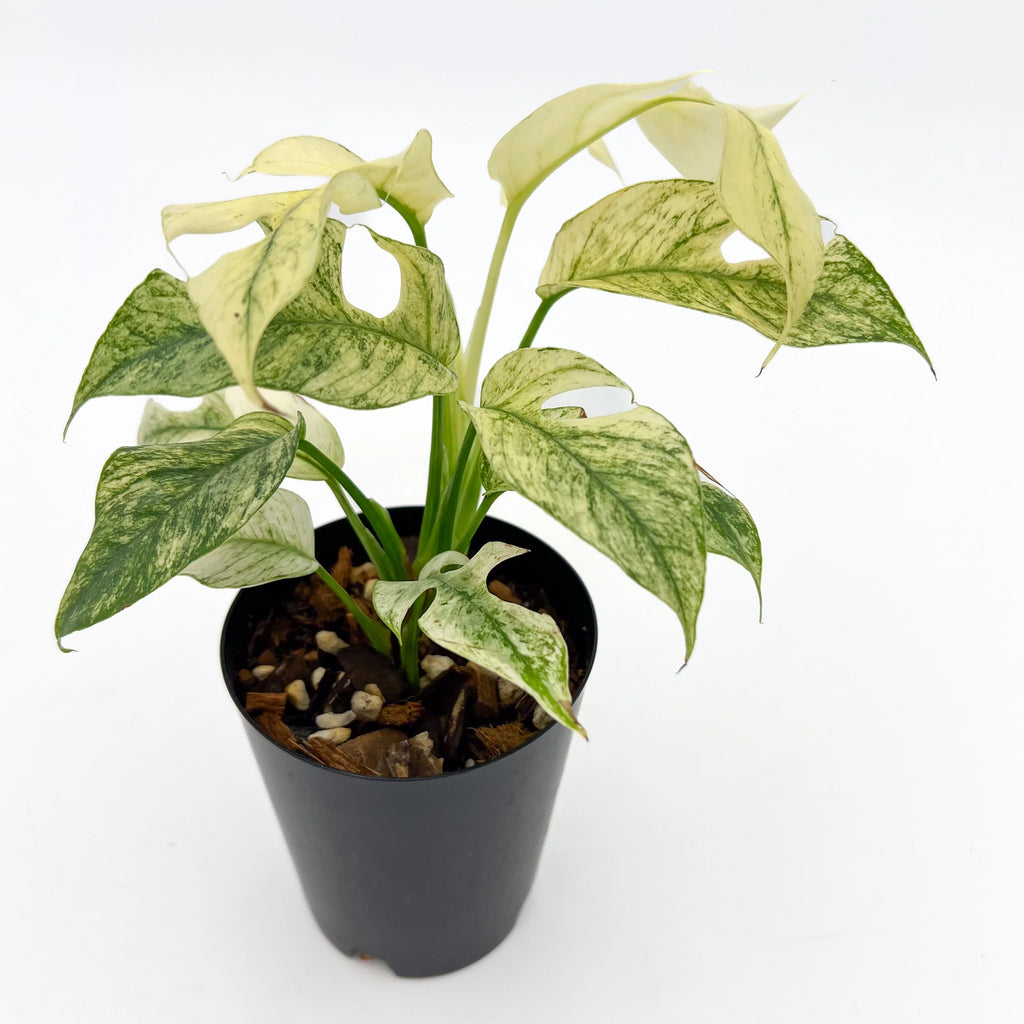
(234, 542, 585, 778)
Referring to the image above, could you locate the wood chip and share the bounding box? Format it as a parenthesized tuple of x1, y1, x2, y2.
(306, 737, 380, 775)
(378, 700, 425, 727)
(473, 721, 531, 760)
(254, 712, 304, 754)
(330, 546, 353, 587)
(488, 579, 523, 605)
(246, 691, 288, 714)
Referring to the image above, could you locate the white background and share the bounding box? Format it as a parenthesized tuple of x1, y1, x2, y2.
(3, 1, 1021, 1020)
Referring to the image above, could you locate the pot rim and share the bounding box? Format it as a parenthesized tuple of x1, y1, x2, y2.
(220, 510, 597, 783)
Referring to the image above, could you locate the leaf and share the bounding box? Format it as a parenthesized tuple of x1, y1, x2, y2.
(488, 75, 711, 209)
(237, 129, 453, 227)
(183, 488, 317, 588)
(66, 270, 234, 433)
(637, 95, 798, 182)
(137, 388, 345, 481)
(538, 180, 931, 366)
(716, 106, 824, 346)
(68, 222, 461, 423)
(462, 348, 705, 659)
(56, 413, 301, 643)
(700, 482, 762, 614)
(170, 170, 380, 398)
(373, 543, 582, 735)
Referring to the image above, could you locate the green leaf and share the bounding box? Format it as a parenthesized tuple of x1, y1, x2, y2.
(66, 269, 234, 433)
(68, 222, 461, 423)
(373, 543, 582, 735)
(183, 488, 317, 588)
(56, 412, 301, 643)
(488, 75, 711, 210)
(237, 129, 453, 228)
(167, 171, 381, 398)
(538, 180, 931, 367)
(137, 388, 345, 481)
(716, 106, 824, 351)
(700, 482, 762, 615)
(463, 348, 705, 659)
(636, 95, 798, 182)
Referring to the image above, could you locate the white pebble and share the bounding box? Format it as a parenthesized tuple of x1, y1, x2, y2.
(310, 666, 326, 690)
(285, 679, 310, 711)
(315, 711, 356, 729)
(362, 578, 376, 599)
(316, 630, 349, 655)
(350, 690, 384, 721)
(464, 759, 476, 769)
(363, 682, 384, 700)
(252, 664, 275, 681)
(309, 727, 352, 744)
(420, 655, 455, 680)
(532, 704, 551, 730)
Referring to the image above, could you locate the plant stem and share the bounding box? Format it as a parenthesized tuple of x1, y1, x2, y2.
(454, 491, 502, 552)
(460, 203, 520, 403)
(419, 396, 447, 554)
(314, 565, 392, 656)
(399, 596, 426, 691)
(382, 194, 427, 248)
(436, 423, 479, 552)
(517, 292, 566, 349)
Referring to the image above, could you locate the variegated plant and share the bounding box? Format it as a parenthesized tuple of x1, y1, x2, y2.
(57, 75, 929, 737)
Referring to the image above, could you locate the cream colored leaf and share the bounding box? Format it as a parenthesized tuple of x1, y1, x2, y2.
(716, 105, 823, 343)
(587, 139, 623, 180)
(487, 75, 711, 208)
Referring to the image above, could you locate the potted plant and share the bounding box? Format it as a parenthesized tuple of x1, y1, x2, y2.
(56, 75, 929, 975)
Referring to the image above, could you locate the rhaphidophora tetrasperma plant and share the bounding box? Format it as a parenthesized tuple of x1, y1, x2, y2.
(57, 76, 930, 736)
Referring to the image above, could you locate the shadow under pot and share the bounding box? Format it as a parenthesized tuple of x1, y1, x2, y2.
(220, 507, 597, 977)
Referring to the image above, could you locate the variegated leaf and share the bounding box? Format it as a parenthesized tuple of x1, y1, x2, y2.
(56, 413, 301, 643)
(538, 180, 930, 366)
(238, 129, 453, 227)
(373, 544, 581, 735)
(700, 482, 762, 613)
(183, 488, 317, 588)
(463, 348, 705, 659)
(68, 222, 461, 423)
(137, 388, 345, 481)
(488, 75, 711, 208)
(717, 106, 823, 344)
(637, 95, 797, 183)
(172, 170, 380, 398)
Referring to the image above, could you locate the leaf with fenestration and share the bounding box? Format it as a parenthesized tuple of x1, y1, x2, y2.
(138, 388, 345, 481)
(637, 95, 797, 182)
(488, 75, 711, 209)
(184, 488, 317, 588)
(700, 482, 762, 615)
(462, 348, 705, 659)
(538, 180, 931, 367)
(373, 544, 581, 735)
(237, 129, 453, 228)
(56, 413, 301, 645)
(716, 106, 823, 352)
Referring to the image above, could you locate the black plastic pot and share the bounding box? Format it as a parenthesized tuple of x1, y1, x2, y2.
(221, 507, 597, 977)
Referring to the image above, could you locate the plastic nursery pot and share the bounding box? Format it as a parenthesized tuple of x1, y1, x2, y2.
(221, 507, 597, 978)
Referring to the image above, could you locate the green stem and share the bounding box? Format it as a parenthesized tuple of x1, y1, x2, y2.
(400, 596, 426, 691)
(460, 203, 521, 403)
(454, 491, 502, 553)
(518, 292, 566, 350)
(419, 396, 447, 553)
(436, 424, 479, 552)
(382, 194, 427, 248)
(314, 565, 392, 656)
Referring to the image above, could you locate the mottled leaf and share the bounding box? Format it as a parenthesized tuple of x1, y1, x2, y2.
(238, 129, 453, 227)
(717, 106, 823, 344)
(137, 388, 345, 481)
(373, 543, 581, 735)
(538, 180, 930, 366)
(700, 482, 762, 614)
(184, 488, 317, 588)
(488, 75, 711, 209)
(56, 413, 301, 643)
(463, 348, 705, 658)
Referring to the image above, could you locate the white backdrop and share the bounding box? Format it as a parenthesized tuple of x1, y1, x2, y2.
(4, 1, 1021, 1020)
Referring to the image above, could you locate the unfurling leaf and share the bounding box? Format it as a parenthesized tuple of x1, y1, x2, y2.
(538, 180, 930, 367)
(137, 388, 345, 481)
(463, 348, 705, 659)
(56, 413, 301, 643)
(373, 543, 581, 735)
(488, 75, 711, 209)
(68, 222, 460, 423)
(700, 482, 762, 614)
(184, 488, 317, 588)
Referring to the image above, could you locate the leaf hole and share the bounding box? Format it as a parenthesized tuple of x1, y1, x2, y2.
(720, 231, 771, 265)
(339, 225, 401, 319)
(541, 386, 633, 418)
